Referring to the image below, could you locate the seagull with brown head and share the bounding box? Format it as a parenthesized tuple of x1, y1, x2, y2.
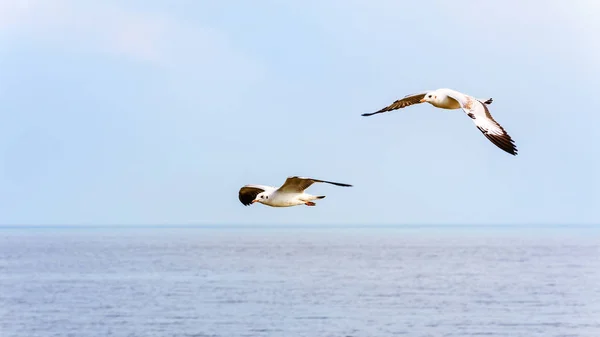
(238, 176, 352, 207)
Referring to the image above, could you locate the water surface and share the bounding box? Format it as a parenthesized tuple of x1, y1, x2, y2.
(1, 226, 599, 336)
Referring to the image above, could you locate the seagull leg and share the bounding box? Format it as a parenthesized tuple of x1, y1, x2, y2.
(305, 202, 316, 206)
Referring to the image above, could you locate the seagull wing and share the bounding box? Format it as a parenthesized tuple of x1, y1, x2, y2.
(446, 93, 518, 156)
(362, 92, 428, 116)
(238, 185, 271, 206)
(277, 176, 352, 193)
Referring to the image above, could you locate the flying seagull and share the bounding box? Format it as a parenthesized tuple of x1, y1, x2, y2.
(238, 176, 352, 207)
(362, 88, 518, 155)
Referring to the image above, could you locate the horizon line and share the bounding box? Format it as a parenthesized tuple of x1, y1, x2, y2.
(0, 224, 599, 230)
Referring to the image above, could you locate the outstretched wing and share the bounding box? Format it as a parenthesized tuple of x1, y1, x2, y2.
(362, 92, 428, 116)
(277, 176, 352, 193)
(446, 93, 518, 156)
(472, 102, 518, 155)
(238, 185, 268, 206)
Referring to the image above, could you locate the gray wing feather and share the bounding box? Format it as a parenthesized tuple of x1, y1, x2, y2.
(277, 176, 352, 193)
(445, 92, 518, 156)
(362, 92, 427, 116)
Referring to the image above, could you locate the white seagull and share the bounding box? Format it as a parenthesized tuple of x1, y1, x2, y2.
(362, 88, 518, 155)
(238, 176, 352, 207)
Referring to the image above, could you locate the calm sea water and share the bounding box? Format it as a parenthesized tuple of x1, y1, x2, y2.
(1, 226, 599, 337)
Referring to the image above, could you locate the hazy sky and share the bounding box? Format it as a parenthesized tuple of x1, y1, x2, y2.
(1, 0, 599, 226)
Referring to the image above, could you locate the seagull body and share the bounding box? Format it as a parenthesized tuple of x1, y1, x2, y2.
(362, 88, 518, 155)
(238, 176, 352, 207)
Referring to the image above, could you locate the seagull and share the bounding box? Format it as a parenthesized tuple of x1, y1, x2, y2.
(238, 176, 352, 207)
(362, 88, 518, 155)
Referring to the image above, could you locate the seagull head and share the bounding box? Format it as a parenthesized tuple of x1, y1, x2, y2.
(252, 192, 270, 204)
(419, 92, 437, 104)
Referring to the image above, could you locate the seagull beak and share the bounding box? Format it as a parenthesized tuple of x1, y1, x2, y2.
(419, 98, 426, 103)
(251, 199, 258, 204)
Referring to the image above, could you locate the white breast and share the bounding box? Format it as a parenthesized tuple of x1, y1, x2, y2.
(266, 192, 305, 207)
(432, 94, 462, 110)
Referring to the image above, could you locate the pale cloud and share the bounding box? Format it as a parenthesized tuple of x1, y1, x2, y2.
(0, 1, 168, 62)
(0, 0, 33, 30)
(0, 0, 258, 70)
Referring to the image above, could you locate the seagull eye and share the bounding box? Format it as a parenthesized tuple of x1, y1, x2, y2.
(266, 196, 268, 199)
(428, 95, 432, 98)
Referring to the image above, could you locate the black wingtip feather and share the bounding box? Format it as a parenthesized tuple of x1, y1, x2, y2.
(312, 179, 353, 187)
(238, 186, 265, 206)
(327, 181, 353, 187)
(477, 126, 518, 156)
(362, 111, 383, 117)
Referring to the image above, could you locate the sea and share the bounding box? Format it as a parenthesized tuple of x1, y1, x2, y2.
(1, 225, 599, 337)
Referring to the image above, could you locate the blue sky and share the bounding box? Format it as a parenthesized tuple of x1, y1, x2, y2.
(0, 0, 598, 226)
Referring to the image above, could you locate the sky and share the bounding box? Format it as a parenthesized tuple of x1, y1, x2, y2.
(0, 0, 599, 226)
